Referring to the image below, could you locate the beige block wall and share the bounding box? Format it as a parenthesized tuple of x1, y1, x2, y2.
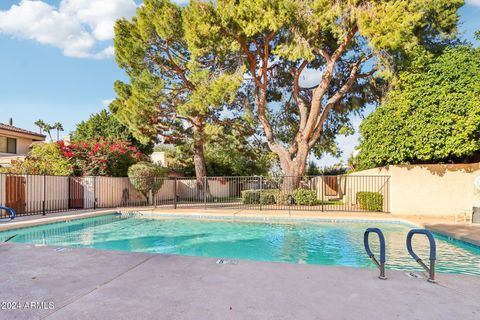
(156, 179, 175, 201)
(94, 177, 175, 206)
(177, 179, 231, 198)
(93, 177, 156, 207)
(353, 163, 480, 215)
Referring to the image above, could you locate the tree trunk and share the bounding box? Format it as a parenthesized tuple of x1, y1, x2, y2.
(192, 121, 211, 200)
(276, 142, 309, 192)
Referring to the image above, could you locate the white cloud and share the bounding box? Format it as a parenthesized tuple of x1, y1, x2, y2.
(0, 0, 137, 59)
(101, 98, 114, 107)
(466, 0, 480, 7)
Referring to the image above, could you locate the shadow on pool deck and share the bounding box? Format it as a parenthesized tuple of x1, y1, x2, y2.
(0, 243, 479, 320)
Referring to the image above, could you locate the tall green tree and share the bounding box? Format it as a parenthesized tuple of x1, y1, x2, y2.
(162, 121, 274, 176)
(73, 110, 153, 154)
(190, 0, 462, 186)
(357, 44, 480, 169)
(111, 0, 243, 191)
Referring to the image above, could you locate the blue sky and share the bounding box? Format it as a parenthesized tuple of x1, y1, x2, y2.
(0, 0, 479, 166)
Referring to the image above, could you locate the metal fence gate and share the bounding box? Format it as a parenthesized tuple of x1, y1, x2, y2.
(0, 174, 390, 218)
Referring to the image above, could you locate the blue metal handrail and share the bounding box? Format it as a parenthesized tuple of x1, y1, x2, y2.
(406, 229, 436, 283)
(364, 228, 387, 280)
(0, 206, 16, 222)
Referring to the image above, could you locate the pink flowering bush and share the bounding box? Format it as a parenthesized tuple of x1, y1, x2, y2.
(58, 139, 144, 177)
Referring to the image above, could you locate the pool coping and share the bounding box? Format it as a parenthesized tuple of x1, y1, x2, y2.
(0, 209, 117, 232)
(426, 226, 480, 248)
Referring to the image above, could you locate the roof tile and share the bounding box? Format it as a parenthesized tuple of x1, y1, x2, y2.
(0, 123, 46, 139)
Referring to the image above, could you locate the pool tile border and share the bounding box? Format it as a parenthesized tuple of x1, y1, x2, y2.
(0, 210, 117, 232)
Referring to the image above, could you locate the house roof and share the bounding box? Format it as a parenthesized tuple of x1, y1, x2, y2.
(0, 123, 46, 140)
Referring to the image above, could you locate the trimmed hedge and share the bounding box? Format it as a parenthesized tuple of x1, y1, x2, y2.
(293, 189, 319, 206)
(357, 192, 383, 211)
(241, 188, 320, 206)
(260, 190, 277, 205)
(241, 189, 261, 204)
(241, 189, 278, 204)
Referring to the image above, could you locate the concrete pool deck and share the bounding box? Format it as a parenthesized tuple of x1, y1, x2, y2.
(1, 242, 479, 320)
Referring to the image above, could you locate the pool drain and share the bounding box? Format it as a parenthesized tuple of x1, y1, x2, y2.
(405, 272, 423, 279)
(216, 259, 239, 265)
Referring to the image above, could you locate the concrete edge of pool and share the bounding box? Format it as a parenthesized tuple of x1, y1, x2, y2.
(1, 242, 479, 320)
(2, 207, 479, 247)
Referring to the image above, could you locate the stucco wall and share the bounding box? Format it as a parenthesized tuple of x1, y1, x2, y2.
(0, 134, 34, 156)
(353, 163, 480, 215)
(0, 136, 34, 166)
(312, 175, 390, 210)
(16, 137, 33, 155)
(177, 179, 231, 199)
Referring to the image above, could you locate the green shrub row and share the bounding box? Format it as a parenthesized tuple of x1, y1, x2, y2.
(241, 189, 320, 206)
(356, 192, 383, 211)
(241, 189, 276, 204)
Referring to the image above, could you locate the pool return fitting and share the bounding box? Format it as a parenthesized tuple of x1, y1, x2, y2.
(406, 229, 436, 283)
(363, 228, 387, 280)
(0, 206, 16, 223)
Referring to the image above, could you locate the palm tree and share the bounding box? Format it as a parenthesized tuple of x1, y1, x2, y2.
(34, 119, 46, 134)
(44, 124, 54, 142)
(53, 122, 64, 141)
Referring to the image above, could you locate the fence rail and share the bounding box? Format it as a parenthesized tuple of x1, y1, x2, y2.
(0, 173, 390, 218)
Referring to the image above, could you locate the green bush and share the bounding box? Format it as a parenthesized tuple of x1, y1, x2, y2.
(241, 190, 261, 204)
(274, 192, 292, 205)
(241, 188, 321, 206)
(241, 189, 278, 204)
(293, 189, 319, 206)
(128, 162, 168, 200)
(260, 190, 277, 205)
(357, 192, 383, 211)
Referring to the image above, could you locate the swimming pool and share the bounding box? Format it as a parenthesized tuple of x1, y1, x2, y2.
(2, 214, 479, 276)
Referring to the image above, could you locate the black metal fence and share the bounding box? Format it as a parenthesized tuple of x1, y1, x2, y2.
(0, 173, 390, 218)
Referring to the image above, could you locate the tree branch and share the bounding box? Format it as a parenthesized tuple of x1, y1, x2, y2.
(303, 25, 359, 143)
(308, 62, 362, 148)
(239, 38, 263, 88)
(165, 41, 195, 90)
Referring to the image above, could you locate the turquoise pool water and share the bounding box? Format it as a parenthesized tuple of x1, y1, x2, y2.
(2, 214, 480, 275)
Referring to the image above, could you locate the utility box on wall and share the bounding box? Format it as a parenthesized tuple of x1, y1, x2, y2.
(473, 207, 480, 224)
